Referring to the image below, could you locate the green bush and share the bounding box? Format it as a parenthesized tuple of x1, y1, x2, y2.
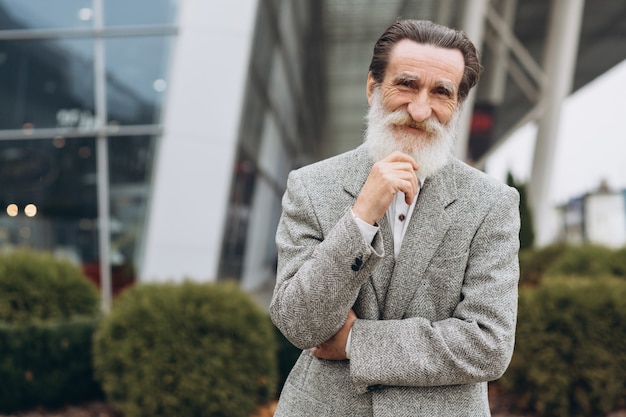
(0, 317, 102, 413)
(0, 250, 100, 324)
(518, 244, 570, 287)
(93, 281, 278, 417)
(273, 325, 301, 393)
(607, 246, 626, 278)
(0, 250, 102, 412)
(501, 277, 626, 417)
(545, 245, 616, 278)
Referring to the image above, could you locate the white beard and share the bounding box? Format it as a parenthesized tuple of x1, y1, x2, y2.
(364, 89, 460, 179)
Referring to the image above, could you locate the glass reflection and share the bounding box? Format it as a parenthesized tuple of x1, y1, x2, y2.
(105, 36, 172, 126)
(103, 0, 179, 26)
(108, 135, 156, 271)
(0, 0, 93, 30)
(0, 38, 95, 130)
(0, 137, 98, 261)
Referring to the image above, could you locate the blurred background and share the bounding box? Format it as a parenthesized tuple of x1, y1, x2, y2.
(1, 0, 625, 309)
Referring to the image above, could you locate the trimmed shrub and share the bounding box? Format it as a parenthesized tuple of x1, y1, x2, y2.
(608, 246, 626, 278)
(0, 250, 100, 324)
(518, 244, 570, 287)
(545, 245, 616, 278)
(273, 325, 301, 393)
(93, 281, 278, 417)
(501, 277, 626, 417)
(0, 250, 102, 412)
(0, 317, 102, 413)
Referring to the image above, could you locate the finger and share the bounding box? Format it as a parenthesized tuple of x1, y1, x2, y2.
(396, 175, 418, 204)
(384, 151, 419, 170)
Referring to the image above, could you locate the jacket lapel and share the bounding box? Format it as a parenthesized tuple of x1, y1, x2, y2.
(382, 160, 457, 320)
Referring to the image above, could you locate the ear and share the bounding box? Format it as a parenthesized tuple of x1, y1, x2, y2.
(366, 72, 377, 106)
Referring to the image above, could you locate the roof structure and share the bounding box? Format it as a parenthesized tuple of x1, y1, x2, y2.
(320, 0, 626, 162)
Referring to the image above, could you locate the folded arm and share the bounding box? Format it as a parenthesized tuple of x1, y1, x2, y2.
(269, 170, 383, 350)
(349, 187, 520, 390)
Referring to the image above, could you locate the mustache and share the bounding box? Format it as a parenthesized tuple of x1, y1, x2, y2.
(383, 110, 443, 134)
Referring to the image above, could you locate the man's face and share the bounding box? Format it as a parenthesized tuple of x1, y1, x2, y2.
(366, 39, 465, 141)
(364, 40, 465, 177)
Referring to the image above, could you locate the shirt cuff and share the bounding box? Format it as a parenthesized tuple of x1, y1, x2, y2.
(351, 209, 379, 245)
(345, 328, 352, 359)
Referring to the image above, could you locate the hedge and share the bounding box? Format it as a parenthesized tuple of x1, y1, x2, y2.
(519, 244, 626, 287)
(0, 317, 102, 413)
(0, 250, 103, 413)
(501, 277, 626, 417)
(0, 250, 100, 324)
(93, 281, 278, 417)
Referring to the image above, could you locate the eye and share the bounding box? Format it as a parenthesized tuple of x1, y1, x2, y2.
(434, 87, 452, 97)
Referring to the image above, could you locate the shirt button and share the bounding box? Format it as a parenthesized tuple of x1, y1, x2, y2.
(398, 214, 406, 221)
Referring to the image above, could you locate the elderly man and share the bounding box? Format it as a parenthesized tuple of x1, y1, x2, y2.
(270, 19, 520, 416)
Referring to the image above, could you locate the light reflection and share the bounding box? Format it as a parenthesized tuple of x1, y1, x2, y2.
(24, 204, 37, 217)
(22, 123, 35, 134)
(6, 204, 18, 217)
(53, 136, 66, 148)
(78, 146, 92, 158)
(153, 79, 167, 92)
(78, 8, 93, 21)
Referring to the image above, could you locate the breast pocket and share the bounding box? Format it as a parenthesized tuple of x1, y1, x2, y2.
(412, 251, 469, 319)
(426, 251, 469, 286)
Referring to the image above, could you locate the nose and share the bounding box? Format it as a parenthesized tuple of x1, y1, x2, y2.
(406, 92, 432, 122)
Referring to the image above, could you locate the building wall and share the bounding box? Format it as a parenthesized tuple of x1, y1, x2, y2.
(561, 187, 626, 248)
(140, 1, 259, 282)
(217, 0, 325, 294)
(585, 192, 626, 248)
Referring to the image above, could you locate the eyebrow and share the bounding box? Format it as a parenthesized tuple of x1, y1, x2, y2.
(434, 81, 457, 95)
(393, 73, 419, 85)
(393, 73, 458, 95)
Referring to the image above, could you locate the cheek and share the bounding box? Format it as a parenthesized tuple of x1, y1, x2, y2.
(435, 102, 458, 124)
(381, 90, 409, 111)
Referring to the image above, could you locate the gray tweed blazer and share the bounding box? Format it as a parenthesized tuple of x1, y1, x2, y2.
(270, 144, 520, 417)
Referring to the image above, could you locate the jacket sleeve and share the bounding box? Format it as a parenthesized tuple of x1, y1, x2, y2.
(269, 169, 384, 350)
(349, 186, 520, 392)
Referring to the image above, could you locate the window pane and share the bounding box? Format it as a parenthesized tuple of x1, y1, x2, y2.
(0, 0, 93, 30)
(0, 137, 98, 263)
(105, 36, 172, 126)
(108, 135, 156, 269)
(103, 0, 179, 26)
(0, 38, 95, 130)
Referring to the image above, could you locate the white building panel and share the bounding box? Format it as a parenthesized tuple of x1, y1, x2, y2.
(140, 0, 259, 282)
(585, 193, 626, 248)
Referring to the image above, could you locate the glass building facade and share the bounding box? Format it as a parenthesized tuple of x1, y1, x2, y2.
(0, 0, 325, 304)
(0, 0, 178, 302)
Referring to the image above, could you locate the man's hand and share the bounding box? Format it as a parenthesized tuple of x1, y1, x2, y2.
(353, 151, 419, 225)
(310, 309, 357, 360)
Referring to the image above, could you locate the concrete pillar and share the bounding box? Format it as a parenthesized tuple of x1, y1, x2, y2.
(454, 0, 489, 161)
(483, 0, 518, 105)
(529, 0, 585, 246)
